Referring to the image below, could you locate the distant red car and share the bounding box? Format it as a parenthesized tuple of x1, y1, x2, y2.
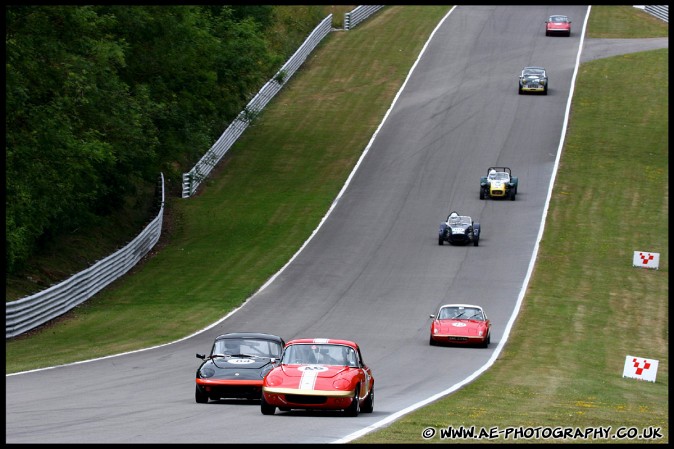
(429, 304, 491, 348)
(545, 15, 571, 37)
(261, 338, 374, 416)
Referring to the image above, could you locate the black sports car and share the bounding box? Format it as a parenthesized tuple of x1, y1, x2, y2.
(195, 332, 285, 403)
(518, 66, 548, 95)
(438, 211, 480, 246)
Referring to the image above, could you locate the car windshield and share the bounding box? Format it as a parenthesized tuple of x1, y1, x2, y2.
(213, 337, 283, 358)
(550, 16, 568, 23)
(524, 69, 545, 77)
(489, 172, 509, 181)
(448, 215, 471, 226)
(282, 344, 358, 367)
(439, 306, 483, 320)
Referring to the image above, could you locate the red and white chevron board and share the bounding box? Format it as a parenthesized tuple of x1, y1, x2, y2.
(632, 251, 660, 269)
(623, 355, 659, 382)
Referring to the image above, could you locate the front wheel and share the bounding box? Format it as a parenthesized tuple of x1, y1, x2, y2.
(479, 189, 485, 200)
(261, 395, 276, 415)
(438, 236, 444, 245)
(195, 386, 209, 404)
(361, 386, 374, 413)
(474, 238, 479, 247)
(344, 388, 360, 417)
(482, 333, 491, 348)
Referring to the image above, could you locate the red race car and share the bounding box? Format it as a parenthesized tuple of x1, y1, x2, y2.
(261, 338, 374, 416)
(545, 15, 571, 37)
(429, 304, 491, 348)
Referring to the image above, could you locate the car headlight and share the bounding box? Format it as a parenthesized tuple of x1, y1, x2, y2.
(266, 374, 283, 386)
(333, 379, 350, 390)
(200, 367, 215, 378)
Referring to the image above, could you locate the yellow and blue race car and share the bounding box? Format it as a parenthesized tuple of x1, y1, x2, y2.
(480, 167, 518, 201)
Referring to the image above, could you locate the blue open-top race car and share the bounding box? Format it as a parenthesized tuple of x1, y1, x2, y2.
(438, 211, 480, 246)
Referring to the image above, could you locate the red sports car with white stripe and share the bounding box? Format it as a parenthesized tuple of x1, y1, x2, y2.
(429, 304, 491, 348)
(261, 338, 374, 416)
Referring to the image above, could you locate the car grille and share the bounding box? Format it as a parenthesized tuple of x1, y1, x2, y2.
(284, 394, 328, 405)
(450, 234, 469, 242)
(212, 385, 262, 399)
(447, 336, 469, 341)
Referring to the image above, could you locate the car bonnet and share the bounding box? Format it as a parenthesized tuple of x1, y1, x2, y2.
(279, 364, 349, 378)
(436, 319, 485, 336)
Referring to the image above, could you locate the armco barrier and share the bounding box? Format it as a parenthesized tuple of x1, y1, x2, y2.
(6, 174, 165, 339)
(344, 5, 385, 30)
(644, 5, 668, 22)
(182, 6, 385, 198)
(181, 14, 333, 198)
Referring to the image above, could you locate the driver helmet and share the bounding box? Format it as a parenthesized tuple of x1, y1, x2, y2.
(489, 169, 497, 177)
(449, 212, 459, 219)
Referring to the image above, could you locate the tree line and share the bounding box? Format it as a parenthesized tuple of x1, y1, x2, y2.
(6, 5, 328, 274)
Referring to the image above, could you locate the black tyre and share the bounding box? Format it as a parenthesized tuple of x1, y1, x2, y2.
(510, 191, 516, 201)
(518, 86, 523, 95)
(429, 335, 437, 346)
(438, 236, 444, 246)
(479, 189, 485, 200)
(195, 386, 209, 404)
(543, 85, 548, 95)
(482, 333, 491, 348)
(260, 395, 276, 415)
(361, 386, 374, 413)
(474, 238, 479, 247)
(344, 388, 360, 417)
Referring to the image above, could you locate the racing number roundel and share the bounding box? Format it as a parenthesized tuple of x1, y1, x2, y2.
(227, 358, 255, 364)
(298, 365, 328, 372)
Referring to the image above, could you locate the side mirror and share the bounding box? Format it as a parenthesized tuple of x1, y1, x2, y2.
(196, 353, 205, 360)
